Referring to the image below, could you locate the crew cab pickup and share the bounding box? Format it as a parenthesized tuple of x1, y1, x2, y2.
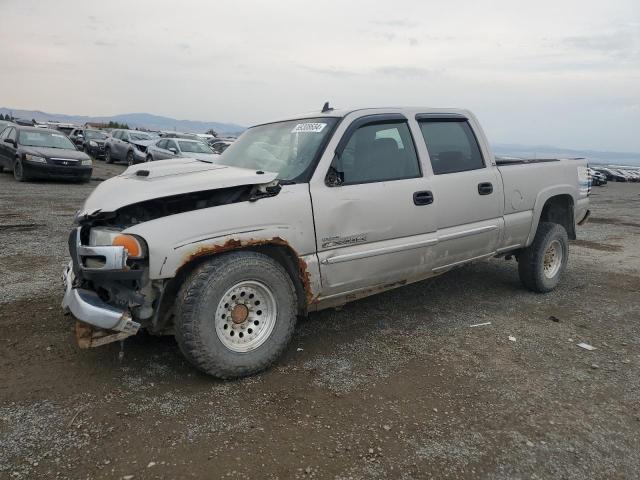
(62, 107, 590, 378)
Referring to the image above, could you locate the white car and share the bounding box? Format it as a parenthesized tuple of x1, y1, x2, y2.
(145, 138, 218, 162)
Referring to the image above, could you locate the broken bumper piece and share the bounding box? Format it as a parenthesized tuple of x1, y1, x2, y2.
(62, 264, 140, 346)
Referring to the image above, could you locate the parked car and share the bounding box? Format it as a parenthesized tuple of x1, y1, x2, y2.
(208, 139, 234, 154)
(0, 120, 16, 131)
(54, 123, 77, 136)
(597, 167, 628, 182)
(145, 138, 218, 162)
(63, 106, 590, 379)
(104, 129, 155, 165)
(588, 168, 607, 186)
(80, 129, 109, 158)
(0, 126, 92, 182)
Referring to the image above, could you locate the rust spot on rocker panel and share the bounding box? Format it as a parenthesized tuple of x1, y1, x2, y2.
(182, 236, 315, 307)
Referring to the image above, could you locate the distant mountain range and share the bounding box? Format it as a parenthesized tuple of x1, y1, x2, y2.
(0, 107, 245, 136)
(2, 107, 638, 165)
(493, 144, 640, 166)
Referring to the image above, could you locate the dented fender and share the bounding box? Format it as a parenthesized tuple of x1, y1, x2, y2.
(123, 183, 321, 303)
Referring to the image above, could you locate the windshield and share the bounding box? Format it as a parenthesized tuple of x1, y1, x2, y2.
(217, 117, 338, 181)
(85, 130, 108, 140)
(130, 132, 152, 141)
(19, 130, 76, 149)
(179, 141, 213, 154)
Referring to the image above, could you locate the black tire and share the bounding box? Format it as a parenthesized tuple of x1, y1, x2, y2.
(0, 165, 3, 173)
(175, 251, 297, 379)
(146, 154, 153, 162)
(518, 222, 569, 293)
(104, 148, 113, 164)
(13, 159, 27, 182)
(126, 150, 135, 166)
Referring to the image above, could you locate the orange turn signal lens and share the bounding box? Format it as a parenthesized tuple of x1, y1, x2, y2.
(112, 234, 143, 258)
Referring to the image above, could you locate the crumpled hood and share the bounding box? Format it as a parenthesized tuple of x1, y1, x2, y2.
(81, 158, 278, 213)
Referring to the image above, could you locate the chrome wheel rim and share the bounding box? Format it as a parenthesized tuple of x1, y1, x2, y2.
(215, 280, 277, 353)
(543, 239, 563, 278)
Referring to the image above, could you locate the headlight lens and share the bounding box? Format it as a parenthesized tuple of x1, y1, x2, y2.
(89, 228, 147, 259)
(89, 140, 98, 147)
(81, 159, 92, 166)
(25, 154, 46, 163)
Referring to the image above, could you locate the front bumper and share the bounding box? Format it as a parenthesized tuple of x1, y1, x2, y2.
(62, 263, 140, 334)
(24, 161, 92, 180)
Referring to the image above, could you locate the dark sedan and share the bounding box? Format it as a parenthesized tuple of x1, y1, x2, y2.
(82, 129, 109, 158)
(0, 126, 92, 182)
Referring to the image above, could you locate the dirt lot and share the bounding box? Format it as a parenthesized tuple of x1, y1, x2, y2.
(1, 162, 639, 480)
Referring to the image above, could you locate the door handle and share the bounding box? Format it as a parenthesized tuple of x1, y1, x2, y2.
(413, 190, 434, 205)
(478, 182, 493, 195)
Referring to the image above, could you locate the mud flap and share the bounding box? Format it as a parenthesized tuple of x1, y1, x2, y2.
(75, 321, 135, 348)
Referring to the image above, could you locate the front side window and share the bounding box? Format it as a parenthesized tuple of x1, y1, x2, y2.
(217, 117, 339, 181)
(330, 121, 420, 185)
(0, 127, 10, 140)
(8, 128, 18, 142)
(418, 120, 484, 175)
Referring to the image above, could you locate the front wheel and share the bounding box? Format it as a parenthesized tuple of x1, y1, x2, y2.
(13, 159, 27, 182)
(104, 148, 113, 164)
(126, 150, 135, 166)
(518, 222, 569, 293)
(145, 154, 153, 162)
(175, 251, 297, 379)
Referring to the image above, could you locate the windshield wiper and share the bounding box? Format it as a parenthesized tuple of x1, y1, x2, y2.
(278, 179, 296, 185)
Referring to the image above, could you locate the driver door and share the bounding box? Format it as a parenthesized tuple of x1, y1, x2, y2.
(310, 115, 438, 297)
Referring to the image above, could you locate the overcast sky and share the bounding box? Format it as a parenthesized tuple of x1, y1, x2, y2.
(0, 0, 638, 151)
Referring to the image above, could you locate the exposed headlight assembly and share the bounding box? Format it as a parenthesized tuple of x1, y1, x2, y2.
(89, 228, 147, 259)
(81, 159, 92, 166)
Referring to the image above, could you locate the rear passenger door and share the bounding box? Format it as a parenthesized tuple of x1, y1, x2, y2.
(310, 114, 438, 297)
(416, 115, 503, 269)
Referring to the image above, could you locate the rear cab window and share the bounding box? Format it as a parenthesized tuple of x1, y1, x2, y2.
(416, 117, 484, 175)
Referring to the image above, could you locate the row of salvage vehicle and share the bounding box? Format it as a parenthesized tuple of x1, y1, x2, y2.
(0, 118, 235, 182)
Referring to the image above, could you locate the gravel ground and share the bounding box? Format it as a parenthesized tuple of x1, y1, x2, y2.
(0, 165, 639, 480)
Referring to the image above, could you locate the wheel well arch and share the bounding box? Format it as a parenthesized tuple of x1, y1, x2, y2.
(155, 241, 309, 332)
(538, 194, 576, 240)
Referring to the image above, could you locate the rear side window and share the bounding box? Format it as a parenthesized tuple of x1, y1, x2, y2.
(332, 121, 421, 185)
(418, 120, 484, 175)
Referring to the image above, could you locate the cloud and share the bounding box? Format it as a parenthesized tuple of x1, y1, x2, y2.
(374, 66, 440, 78)
(93, 40, 116, 47)
(563, 26, 640, 60)
(372, 19, 419, 28)
(296, 64, 360, 78)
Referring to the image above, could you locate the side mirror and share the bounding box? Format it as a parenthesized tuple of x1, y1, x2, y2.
(325, 166, 344, 187)
(168, 148, 177, 154)
(4, 138, 16, 146)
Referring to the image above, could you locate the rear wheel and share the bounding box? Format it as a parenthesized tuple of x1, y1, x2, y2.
(175, 251, 297, 379)
(126, 150, 135, 166)
(104, 148, 113, 164)
(518, 222, 569, 293)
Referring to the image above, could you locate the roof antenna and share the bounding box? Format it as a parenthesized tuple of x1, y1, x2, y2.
(321, 101, 333, 113)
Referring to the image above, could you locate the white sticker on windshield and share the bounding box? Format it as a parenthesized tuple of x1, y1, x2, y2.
(291, 123, 327, 133)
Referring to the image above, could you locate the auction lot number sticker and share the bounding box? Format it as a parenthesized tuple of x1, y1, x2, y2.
(291, 123, 327, 133)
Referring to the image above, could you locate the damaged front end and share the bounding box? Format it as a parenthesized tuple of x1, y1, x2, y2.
(62, 225, 153, 347)
(61, 173, 284, 348)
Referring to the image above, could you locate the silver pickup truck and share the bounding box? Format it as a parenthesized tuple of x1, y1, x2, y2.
(62, 107, 590, 378)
